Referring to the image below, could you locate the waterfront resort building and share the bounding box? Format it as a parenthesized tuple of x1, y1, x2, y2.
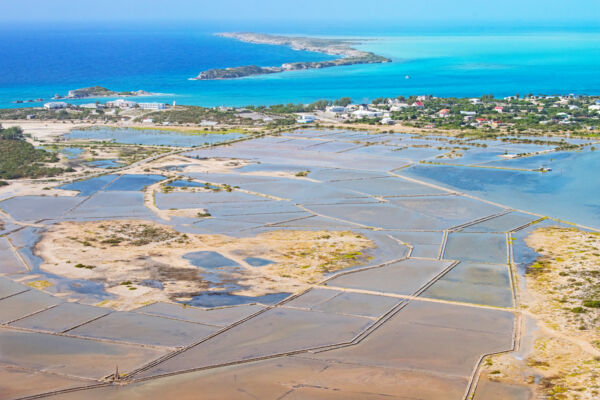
(44, 102, 68, 110)
(139, 102, 167, 110)
(106, 99, 137, 109)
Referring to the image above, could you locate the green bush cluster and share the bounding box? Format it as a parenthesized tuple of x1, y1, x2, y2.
(0, 124, 65, 179)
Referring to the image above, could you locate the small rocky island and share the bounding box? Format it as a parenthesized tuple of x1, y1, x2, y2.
(61, 86, 153, 99)
(194, 33, 392, 80)
(12, 86, 155, 104)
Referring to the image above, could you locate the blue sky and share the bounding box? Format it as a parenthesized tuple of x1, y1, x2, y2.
(2, 0, 599, 23)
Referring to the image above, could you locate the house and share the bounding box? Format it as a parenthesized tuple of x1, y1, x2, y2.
(352, 109, 382, 119)
(568, 105, 579, 110)
(297, 115, 316, 124)
(438, 109, 450, 117)
(589, 105, 600, 112)
(139, 103, 167, 110)
(494, 106, 504, 113)
(412, 101, 424, 108)
(142, 118, 154, 124)
(44, 102, 68, 110)
(470, 98, 482, 105)
(460, 111, 476, 116)
(390, 103, 409, 111)
(380, 117, 395, 125)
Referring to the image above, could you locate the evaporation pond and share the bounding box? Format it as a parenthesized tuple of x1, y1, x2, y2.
(183, 251, 240, 270)
(87, 159, 124, 169)
(59, 147, 84, 159)
(59, 175, 118, 196)
(66, 127, 243, 147)
(105, 174, 165, 191)
(166, 180, 210, 188)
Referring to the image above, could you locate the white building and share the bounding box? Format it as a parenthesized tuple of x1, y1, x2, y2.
(297, 115, 316, 124)
(469, 98, 482, 105)
(106, 99, 137, 109)
(390, 103, 409, 112)
(80, 103, 104, 109)
(381, 117, 395, 125)
(139, 102, 167, 110)
(326, 106, 347, 114)
(44, 102, 68, 110)
(352, 109, 383, 119)
(200, 120, 218, 126)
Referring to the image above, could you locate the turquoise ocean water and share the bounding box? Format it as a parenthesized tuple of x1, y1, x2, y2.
(1, 23, 599, 108)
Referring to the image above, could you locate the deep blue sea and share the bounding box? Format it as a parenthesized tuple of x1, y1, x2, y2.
(1, 22, 599, 107)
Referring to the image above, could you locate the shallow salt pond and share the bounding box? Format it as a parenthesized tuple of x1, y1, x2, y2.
(86, 159, 124, 169)
(312, 300, 515, 378)
(66, 127, 243, 147)
(244, 257, 275, 267)
(0, 238, 28, 274)
(59, 147, 85, 159)
(66, 191, 154, 219)
(0, 327, 167, 379)
(135, 302, 263, 325)
(186, 291, 290, 308)
(60, 174, 119, 196)
(460, 211, 538, 233)
(421, 262, 514, 308)
(402, 148, 600, 229)
(326, 259, 454, 295)
(443, 232, 508, 264)
(0, 196, 82, 221)
(165, 179, 211, 188)
(134, 307, 372, 378)
(105, 174, 165, 191)
(183, 251, 240, 270)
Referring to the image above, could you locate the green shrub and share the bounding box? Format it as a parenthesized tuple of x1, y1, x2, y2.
(583, 300, 600, 308)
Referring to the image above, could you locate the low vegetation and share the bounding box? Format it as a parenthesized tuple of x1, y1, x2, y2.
(0, 124, 65, 179)
(482, 227, 600, 400)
